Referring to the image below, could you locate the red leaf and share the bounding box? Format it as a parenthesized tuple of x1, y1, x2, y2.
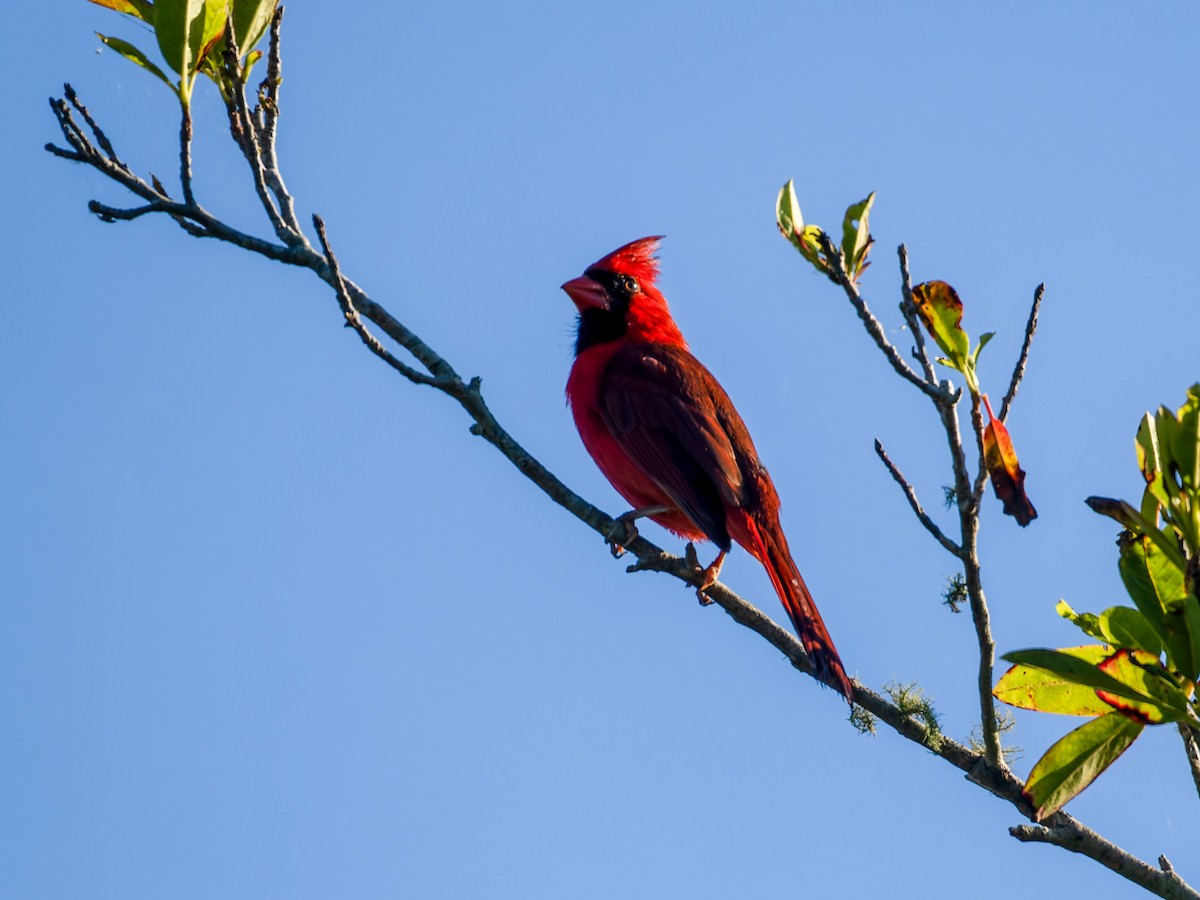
(982, 395, 1037, 526)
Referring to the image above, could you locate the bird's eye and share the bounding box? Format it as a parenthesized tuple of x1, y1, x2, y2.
(622, 275, 640, 294)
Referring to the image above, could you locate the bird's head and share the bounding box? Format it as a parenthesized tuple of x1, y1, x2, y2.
(561, 236, 685, 354)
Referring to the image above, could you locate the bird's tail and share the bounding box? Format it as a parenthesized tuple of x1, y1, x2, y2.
(748, 520, 852, 700)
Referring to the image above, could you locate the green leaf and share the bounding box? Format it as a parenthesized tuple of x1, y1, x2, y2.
(775, 180, 832, 278)
(1097, 606, 1163, 657)
(198, 0, 231, 63)
(1001, 648, 1170, 711)
(87, 0, 154, 21)
(1023, 711, 1144, 821)
(233, 0, 275, 54)
(1136, 413, 1167, 504)
(97, 34, 178, 94)
(1056, 599, 1105, 641)
(154, 0, 202, 77)
(1087, 496, 1188, 572)
(1173, 385, 1200, 492)
(994, 644, 1114, 716)
(972, 331, 995, 365)
(776, 179, 803, 246)
(1182, 596, 1200, 683)
(154, 0, 227, 99)
(840, 192, 875, 283)
(1095, 649, 1189, 723)
(1118, 533, 1192, 673)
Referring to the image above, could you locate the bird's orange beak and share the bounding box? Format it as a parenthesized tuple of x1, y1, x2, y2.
(561, 275, 609, 312)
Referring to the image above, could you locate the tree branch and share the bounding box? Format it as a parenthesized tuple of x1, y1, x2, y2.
(1010, 825, 1195, 900)
(999, 283, 1045, 423)
(817, 232, 948, 403)
(874, 438, 962, 557)
(897, 243, 939, 385)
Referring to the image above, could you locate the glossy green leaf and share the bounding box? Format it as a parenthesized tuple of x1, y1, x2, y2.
(776, 179, 803, 245)
(1097, 606, 1163, 657)
(154, 0, 202, 77)
(1119, 533, 1187, 638)
(1181, 597, 1200, 683)
(87, 0, 154, 21)
(994, 644, 1113, 716)
(1023, 711, 1144, 821)
(97, 34, 178, 94)
(1172, 386, 1200, 495)
(1095, 649, 1187, 723)
(154, 0, 227, 98)
(776, 180, 832, 277)
(1002, 648, 1167, 710)
(233, 0, 275, 54)
(199, 0, 231, 63)
(1137, 413, 1167, 504)
(840, 192, 875, 283)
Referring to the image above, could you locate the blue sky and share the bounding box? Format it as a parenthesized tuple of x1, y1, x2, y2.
(5, 2, 1200, 897)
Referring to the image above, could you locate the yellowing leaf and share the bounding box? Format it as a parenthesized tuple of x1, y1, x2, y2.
(910, 280, 969, 366)
(994, 645, 1114, 716)
(87, 0, 154, 21)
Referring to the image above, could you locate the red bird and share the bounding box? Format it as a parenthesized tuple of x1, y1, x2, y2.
(562, 236, 852, 699)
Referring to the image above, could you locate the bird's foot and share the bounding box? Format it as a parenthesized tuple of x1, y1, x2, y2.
(686, 544, 726, 606)
(605, 505, 670, 558)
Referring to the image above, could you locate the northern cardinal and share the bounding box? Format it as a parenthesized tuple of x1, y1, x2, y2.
(562, 236, 852, 698)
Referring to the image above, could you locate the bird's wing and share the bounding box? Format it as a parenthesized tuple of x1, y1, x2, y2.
(600, 343, 749, 550)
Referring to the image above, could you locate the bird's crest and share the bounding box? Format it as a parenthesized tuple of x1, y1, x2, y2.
(588, 235, 664, 285)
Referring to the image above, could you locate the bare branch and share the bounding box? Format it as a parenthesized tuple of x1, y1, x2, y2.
(257, 7, 304, 239)
(874, 438, 962, 557)
(897, 244, 938, 385)
(88, 199, 169, 222)
(970, 388, 991, 504)
(313, 214, 439, 387)
(1010, 824, 1197, 900)
(63, 84, 125, 170)
(999, 283, 1045, 422)
(817, 232, 948, 403)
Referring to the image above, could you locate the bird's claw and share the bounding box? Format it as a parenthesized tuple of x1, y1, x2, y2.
(686, 543, 725, 606)
(605, 515, 639, 559)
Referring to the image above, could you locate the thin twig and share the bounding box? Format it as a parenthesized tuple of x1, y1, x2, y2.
(874, 439, 962, 557)
(897, 244, 938, 386)
(818, 232, 947, 403)
(999, 283, 1045, 423)
(257, 7, 304, 240)
(970, 389, 990, 503)
(63, 84, 126, 171)
(313, 214, 439, 387)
